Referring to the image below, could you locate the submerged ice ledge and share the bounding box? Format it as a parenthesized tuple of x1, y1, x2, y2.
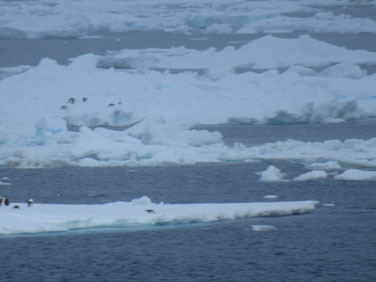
(0, 197, 318, 235)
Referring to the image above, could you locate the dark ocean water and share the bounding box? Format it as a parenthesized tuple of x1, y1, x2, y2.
(0, 158, 376, 282)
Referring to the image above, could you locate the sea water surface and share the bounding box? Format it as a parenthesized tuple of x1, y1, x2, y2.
(1, 123, 376, 282)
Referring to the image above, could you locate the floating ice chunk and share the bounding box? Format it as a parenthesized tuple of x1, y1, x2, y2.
(334, 169, 376, 181)
(319, 63, 366, 79)
(293, 170, 328, 181)
(264, 195, 279, 200)
(308, 161, 342, 170)
(257, 166, 287, 182)
(284, 66, 316, 77)
(100, 35, 376, 71)
(131, 196, 153, 205)
(0, 177, 11, 186)
(251, 225, 277, 232)
(0, 198, 318, 235)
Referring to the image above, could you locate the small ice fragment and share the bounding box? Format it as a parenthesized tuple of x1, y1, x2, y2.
(264, 195, 279, 200)
(293, 170, 327, 181)
(257, 166, 287, 182)
(308, 161, 342, 170)
(252, 225, 276, 232)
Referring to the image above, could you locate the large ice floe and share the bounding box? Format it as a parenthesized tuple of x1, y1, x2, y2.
(0, 196, 318, 235)
(334, 169, 376, 181)
(1, 34, 376, 168)
(98, 35, 376, 71)
(0, 0, 376, 39)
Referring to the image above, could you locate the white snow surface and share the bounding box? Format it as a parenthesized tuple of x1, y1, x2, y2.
(99, 35, 376, 70)
(257, 166, 287, 182)
(1, 12, 376, 168)
(1, 0, 376, 38)
(334, 169, 376, 180)
(0, 197, 318, 235)
(293, 170, 328, 181)
(308, 161, 343, 170)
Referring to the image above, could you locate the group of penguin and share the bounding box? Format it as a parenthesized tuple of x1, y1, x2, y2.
(0, 196, 33, 209)
(60, 97, 122, 110)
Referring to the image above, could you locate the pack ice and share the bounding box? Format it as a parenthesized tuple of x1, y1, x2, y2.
(0, 197, 318, 235)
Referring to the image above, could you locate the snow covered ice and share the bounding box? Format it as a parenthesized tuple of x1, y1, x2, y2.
(0, 196, 318, 235)
(293, 170, 328, 181)
(0, 1, 376, 170)
(257, 166, 287, 182)
(334, 169, 376, 181)
(1, 0, 376, 39)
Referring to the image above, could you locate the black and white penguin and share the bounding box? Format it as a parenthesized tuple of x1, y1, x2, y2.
(0, 197, 8, 206)
(68, 97, 75, 104)
(145, 209, 156, 214)
(27, 199, 34, 207)
(12, 205, 19, 209)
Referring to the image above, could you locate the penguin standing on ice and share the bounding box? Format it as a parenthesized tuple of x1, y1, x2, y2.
(0, 196, 9, 206)
(27, 199, 34, 207)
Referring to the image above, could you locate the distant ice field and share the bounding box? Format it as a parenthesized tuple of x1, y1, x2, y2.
(1, 34, 376, 168)
(1, 0, 376, 170)
(1, 0, 375, 39)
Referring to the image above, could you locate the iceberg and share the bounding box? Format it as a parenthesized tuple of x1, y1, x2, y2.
(0, 197, 318, 235)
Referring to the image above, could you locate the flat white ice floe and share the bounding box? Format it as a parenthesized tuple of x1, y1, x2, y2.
(334, 169, 376, 181)
(0, 197, 318, 235)
(100, 35, 376, 71)
(293, 170, 328, 181)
